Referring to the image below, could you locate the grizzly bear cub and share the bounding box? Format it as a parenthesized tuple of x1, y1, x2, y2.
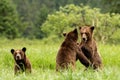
(56, 28, 91, 71)
(79, 26, 102, 70)
(11, 47, 31, 74)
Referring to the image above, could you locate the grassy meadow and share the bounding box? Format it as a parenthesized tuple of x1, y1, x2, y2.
(0, 38, 120, 80)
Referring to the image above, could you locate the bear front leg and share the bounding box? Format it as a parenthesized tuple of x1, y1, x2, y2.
(76, 49, 91, 68)
(25, 59, 32, 73)
(14, 64, 20, 75)
(26, 64, 32, 73)
(81, 46, 93, 59)
(92, 51, 102, 70)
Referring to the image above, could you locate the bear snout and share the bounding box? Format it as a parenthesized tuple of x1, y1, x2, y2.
(82, 34, 87, 42)
(16, 54, 21, 60)
(82, 37, 87, 42)
(82, 38, 86, 41)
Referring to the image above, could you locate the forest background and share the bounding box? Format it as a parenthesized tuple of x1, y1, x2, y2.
(0, 0, 120, 44)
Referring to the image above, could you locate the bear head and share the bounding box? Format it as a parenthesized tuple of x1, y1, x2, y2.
(11, 47, 26, 61)
(63, 28, 78, 42)
(79, 26, 94, 42)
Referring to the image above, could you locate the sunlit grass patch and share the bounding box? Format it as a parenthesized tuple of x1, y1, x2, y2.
(0, 39, 120, 80)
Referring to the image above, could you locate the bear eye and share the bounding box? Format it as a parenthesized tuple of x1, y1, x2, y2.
(81, 33, 83, 34)
(85, 33, 88, 35)
(19, 52, 22, 54)
(14, 52, 17, 56)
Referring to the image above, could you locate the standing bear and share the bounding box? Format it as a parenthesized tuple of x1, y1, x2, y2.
(63, 32, 91, 68)
(79, 26, 102, 70)
(10, 47, 32, 74)
(56, 28, 91, 71)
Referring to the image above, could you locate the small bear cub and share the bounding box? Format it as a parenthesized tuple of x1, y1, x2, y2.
(11, 47, 31, 75)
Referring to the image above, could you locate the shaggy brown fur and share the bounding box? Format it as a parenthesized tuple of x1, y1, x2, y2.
(56, 28, 91, 71)
(63, 33, 91, 68)
(79, 26, 102, 70)
(11, 47, 31, 74)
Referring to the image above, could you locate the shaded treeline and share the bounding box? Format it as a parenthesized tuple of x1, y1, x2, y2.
(0, 0, 119, 39)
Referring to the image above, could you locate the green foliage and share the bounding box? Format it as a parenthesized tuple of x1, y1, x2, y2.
(0, 0, 24, 39)
(7, 0, 93, 39)
(0, 39, 120, 80)
(42, 4, 120, 42)
(95, 13, 120, 42)
(0, 0, 119, 40)
(35, 4, 49, 39)
(12, 0, 55, 39)
(101, 0, 120, 13)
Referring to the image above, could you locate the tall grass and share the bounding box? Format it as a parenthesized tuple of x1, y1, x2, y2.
(0, 39, 120, 80)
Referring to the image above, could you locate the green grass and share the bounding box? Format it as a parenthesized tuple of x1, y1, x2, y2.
(0, 39, 120, 80)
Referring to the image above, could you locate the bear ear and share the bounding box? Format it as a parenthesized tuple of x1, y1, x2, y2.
(11, 49, 14, 54)
(63, 33, 67, 37)
(73, 28, 77, 33)
(22, 47, 26, 52)
(90, 26, 94, 31)
(79, 27, 82, 30)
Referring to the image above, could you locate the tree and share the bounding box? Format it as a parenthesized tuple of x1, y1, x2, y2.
(10, 0, 119, 39)
(41, 4, 120, 42)
(12, 0, 55, 39)
(101, 0, 120, 13)
(0, 0, 24, 39)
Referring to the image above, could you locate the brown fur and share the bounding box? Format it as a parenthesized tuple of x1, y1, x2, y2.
(63, 33, 91, 68)
(76, 43, 91, 68)
(79, 26, 102, 70)
(11, 47, 31, 75)
(56, 29, 91, 71)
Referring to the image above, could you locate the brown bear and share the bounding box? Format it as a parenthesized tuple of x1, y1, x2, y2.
(79, 26, 102, 70)
(10, 47, 32, 74)
(56, 28, 91, 71)
(63, 32, 91, 68)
